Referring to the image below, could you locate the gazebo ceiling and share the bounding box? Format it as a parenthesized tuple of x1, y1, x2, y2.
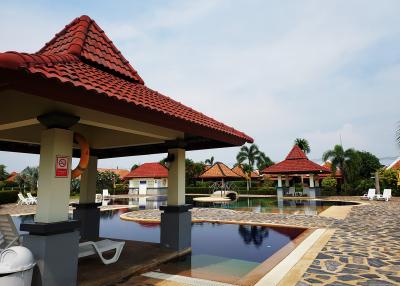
(0, 15, 252, 158)
(262, 145, 330, 175)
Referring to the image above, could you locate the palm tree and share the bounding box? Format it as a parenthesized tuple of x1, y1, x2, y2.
(16, 166, 39, 193)
(294, 138, 311, 154)
(397, 124, 400, 147)
(256, 152, 274, 171)
(322, 145, 358, 186)
(237, 144, 262, 189)
(236, 144, 260, 168)
(205, 156, 214, 165)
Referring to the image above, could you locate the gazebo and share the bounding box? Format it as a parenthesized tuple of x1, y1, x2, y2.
(198, 162, 243, 182)
(262, 145, 330, 198)
(0, 15, 252, 285)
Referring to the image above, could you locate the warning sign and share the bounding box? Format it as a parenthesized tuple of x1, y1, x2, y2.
(55, 155, 70, 178)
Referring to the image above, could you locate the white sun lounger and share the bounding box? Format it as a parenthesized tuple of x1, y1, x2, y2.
(361, 188, 375, 200)
(79, 239, 125, 265)
(17, 193, 32, 205)
(376, 189, 392, 201)
(102, 189, 111, 199)
(0, 214, 23, 250)
(27, 192, 37, 205)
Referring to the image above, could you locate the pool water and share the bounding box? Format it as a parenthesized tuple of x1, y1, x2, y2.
(106, 196, 357, 215)
(12, 209, 305, 282)
(189, 197, 358, 215)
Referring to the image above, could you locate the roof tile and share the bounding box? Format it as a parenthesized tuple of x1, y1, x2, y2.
(123, 163, 168, 179)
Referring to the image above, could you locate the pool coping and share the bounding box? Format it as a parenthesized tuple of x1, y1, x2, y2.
(253, 228, 335, 286)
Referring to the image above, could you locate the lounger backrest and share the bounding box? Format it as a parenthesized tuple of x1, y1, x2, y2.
(18, 193, 26, 201)
(0, 215, 19, 248)
(367, 189, 375, 197)
(383, 189, 392, 198)
(102, 189, 109, 196)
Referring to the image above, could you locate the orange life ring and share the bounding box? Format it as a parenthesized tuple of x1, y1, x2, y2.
(71, 133, 90, 179)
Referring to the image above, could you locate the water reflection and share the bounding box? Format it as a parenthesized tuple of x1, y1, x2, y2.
(238, 225, 269, 247)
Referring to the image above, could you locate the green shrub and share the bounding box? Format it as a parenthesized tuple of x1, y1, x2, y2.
(321, 177, 337, 192)
(0, 190, 18, 204)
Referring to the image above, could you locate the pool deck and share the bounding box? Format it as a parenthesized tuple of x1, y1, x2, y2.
(121, 196, 400, 286)
(78, 239, 190, 286)
(1, 196, 399, 285)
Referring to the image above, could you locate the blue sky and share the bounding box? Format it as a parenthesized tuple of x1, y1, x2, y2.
(1, 0, 400, 171)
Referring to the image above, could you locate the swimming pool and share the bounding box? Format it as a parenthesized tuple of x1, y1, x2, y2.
(12, 209, 306, 283)
(107, 196, 358, 215)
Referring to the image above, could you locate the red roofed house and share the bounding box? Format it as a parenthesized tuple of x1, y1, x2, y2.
(262, 145, 330, 197)
(123, 163, 168, 195)
(387, 157, 400, 170)
(0, 15, 252, 284)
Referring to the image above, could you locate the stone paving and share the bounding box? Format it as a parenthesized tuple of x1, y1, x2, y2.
(1, 196, 399, 285)
(121, 197, 400, 286)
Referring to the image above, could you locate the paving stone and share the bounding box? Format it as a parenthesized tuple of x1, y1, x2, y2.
(337, 274, 359, 281)
(325, 260, 342, 271)
(305, 278, 323, 284)
(317, 253, 334, 259)
(386, 275, 400, 283)
(367, 258, 387, 268)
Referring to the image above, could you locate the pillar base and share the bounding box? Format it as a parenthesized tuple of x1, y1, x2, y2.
(21, 221, 80, 286)
(72, 202, 101, 241)
(308, 188, 320, 198)
(277, 187, 284, 198)
(160, 205, 192, 251)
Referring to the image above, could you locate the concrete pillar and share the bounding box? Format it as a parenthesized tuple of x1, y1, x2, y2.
(73, 156, 100, 241)
(315, 178, 320, 187)
(309, 174, 315, 188)
(35, 128, 73, 223)
(79, 156, 97, 203)
(285, 176, 289, 187)
(167, 148, 185, 205)
(277, 175, 282, 188)
(21, 127, 80, 286)
(160, 148, 192, 251)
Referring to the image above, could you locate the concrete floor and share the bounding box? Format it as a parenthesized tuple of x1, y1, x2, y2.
(78, 239, 189, 286)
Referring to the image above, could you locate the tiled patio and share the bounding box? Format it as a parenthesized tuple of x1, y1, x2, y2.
(121, 197, 400, 286)
(2, 196, 399, 285)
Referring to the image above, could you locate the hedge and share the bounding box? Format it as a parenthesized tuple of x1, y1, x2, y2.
(0, 190, 18, 204)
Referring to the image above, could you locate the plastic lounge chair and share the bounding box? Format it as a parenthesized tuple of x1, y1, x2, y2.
(102, 189, 111, 199)
(376, 189, 392, 201)
(27, 193, 37, 205)
(95, 194, 103, 203)
(0, 215, 23, 250)
(17, 193, 31, 205)
(79, 239, 125, 265)
(361, 188, 375, 200)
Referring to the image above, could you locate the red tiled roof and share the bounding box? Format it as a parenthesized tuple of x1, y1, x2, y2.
(387, 157, 400, 170)
(0, 15, 252, 147)
(123, 163, 168, 179)
(319, 161, 342, 178)
(231, 165, 259, 179)
(262, 145, 330, 174)
(5, 172, 18, 182)
(199, 162, 242, 179)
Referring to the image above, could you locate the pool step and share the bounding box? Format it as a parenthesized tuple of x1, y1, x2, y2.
(142, 271, 237, 286)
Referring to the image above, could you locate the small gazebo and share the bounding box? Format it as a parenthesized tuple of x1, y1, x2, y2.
(0, 15, 252, 285)
(198, 162, 243, 182)
(262, 145, 330, 198)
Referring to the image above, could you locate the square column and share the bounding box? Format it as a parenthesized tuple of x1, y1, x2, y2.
(36, 128, 73, 223)
(160, 148, 192, 251)
(285, 175, 289, 187)
(21, 127, 80, 286)
(277, 174, 283, 198)
(167, 148, 186, 205)
(73, 156, 101, 241)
